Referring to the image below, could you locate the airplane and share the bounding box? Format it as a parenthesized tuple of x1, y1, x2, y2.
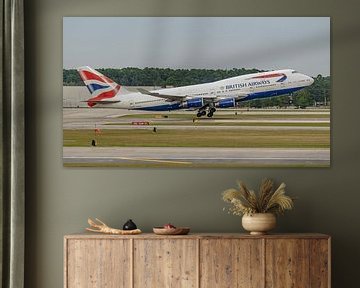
(77, 66, 314, 117)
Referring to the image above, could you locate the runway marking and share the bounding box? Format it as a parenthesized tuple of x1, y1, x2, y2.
(65, 156, 192, 165)
(64, 156, 328, 162)
(159, 157, 328, 160)
(120, 157, 192, 165)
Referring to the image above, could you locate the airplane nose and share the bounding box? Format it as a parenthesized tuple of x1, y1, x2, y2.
(306, 76, 314, 85)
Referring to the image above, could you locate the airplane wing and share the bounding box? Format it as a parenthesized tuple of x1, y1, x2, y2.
(138, 88, 249, 102)
(82, 100, 120, 104)
(235, 92, 249, 99)
(137, 88, 186, 101)
(213, 93, 249, 102)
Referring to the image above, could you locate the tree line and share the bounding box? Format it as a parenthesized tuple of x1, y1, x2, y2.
(63, 68, 330, 108)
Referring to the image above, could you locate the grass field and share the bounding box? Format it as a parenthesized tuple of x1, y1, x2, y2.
(63, 128, 330, 148)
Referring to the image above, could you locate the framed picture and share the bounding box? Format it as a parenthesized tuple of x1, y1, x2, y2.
(63, 17, 330, 168)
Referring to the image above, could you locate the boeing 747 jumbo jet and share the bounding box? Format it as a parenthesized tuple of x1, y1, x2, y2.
(77, 66, 314, 117)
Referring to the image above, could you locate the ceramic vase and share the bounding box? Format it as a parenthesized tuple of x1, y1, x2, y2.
(242, 213, 276, 235)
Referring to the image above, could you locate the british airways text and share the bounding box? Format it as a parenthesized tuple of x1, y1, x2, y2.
(226, 80, 271, 90)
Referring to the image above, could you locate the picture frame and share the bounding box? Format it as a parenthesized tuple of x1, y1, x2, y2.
(63, 17, 330, 168)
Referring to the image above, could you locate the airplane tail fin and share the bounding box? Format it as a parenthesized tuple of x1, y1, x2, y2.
(77, 66, 128, 107)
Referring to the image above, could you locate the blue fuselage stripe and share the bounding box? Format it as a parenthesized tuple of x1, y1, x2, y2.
(134, 103, 181, 111)
(239, 86, 304, 102)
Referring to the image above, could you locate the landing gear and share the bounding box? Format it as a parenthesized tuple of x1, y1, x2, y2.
(197, 107, 216, 118)
(288, 95, 293, 105)
(206, 107, 216, 117)
(196, 110, 207, 117)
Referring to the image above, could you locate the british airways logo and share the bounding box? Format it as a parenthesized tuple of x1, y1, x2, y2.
(78, 68, 121, 107)
(226, 73, 287, 90)
(226, 80, 270, 90)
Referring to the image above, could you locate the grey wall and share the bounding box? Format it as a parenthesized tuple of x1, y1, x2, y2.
(63, 87, 88, 107)
(25, 1, 360, 287)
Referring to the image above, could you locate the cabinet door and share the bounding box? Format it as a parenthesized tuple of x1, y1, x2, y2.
(200, 239, 264, 288)
(266, 239, 310, 287)
(134, 239, 198, 288)
(66, 239, 131, 288)
(309, 239, 330, 288)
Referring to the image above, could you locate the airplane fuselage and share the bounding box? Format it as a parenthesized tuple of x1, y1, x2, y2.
(96, 69, 314, 111)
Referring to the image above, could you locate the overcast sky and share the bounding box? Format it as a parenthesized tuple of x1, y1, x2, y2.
(63, 17, 330, 76)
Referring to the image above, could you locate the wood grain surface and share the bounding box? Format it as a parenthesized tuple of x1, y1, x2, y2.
(265, 239, 310, 287)
(64, 233, 330, 288)
(200, 238, 264, 288)
(65, 233, 330, 240)
(133, 239, 198, 288)
(309, 239, 330, 288)
(66, 239, 131, 288)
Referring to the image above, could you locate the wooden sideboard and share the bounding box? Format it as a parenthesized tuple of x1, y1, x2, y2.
(64, 233, 330, 288)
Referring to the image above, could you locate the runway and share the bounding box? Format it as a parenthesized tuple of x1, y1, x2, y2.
(63, 108, 330, 167)
(63, 108, 330, 131)
(63, 147, 330, 167)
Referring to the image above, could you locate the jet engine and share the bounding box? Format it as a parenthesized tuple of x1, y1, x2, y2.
(216, 98, 236, 108)
(181, 97, 204, 108)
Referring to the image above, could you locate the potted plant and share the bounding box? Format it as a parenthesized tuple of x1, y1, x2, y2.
(222, 179, 294, 235)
